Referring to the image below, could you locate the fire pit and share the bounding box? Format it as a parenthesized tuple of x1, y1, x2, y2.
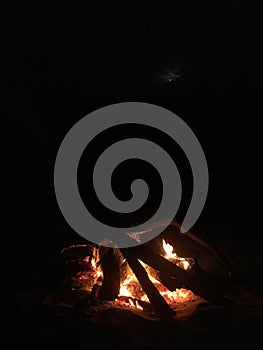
(7, 221, 263, 350)
(47, 221, 231, 321)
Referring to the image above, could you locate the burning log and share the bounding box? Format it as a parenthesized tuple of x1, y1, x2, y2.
(121, 248, 174, 321)
(97, 247, 121, 301)
(130, 245, 215, 302)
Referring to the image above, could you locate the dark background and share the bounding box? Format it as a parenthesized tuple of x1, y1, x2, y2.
(1, 1, 263, 288)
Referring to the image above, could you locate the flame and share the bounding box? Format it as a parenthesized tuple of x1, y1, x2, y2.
(116, 240, 195, 310)
(77, 241, 195, 311)
(135, 300, 143, 310)
(119, 275, 134, 297)
(78, 251, 102, 288)
(163, 239, 178, 259)
(90, 256, 103, 279)
(162, 239, 191, 270)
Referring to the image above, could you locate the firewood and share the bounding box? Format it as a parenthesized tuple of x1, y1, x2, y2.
(121, 248, 174, 321)
(98, 247, 122, 301)
(130, 245, 215, 301)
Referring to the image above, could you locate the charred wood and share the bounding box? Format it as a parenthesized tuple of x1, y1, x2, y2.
(98, 247, 122, 301)
(130, 245, 215, 302)
(121, 249, 174, 321)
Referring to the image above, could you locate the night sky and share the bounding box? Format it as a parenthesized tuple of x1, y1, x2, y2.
(1, 2, 263, 287)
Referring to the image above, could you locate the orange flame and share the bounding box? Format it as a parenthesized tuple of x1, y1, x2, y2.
(116, 240, 195, 310)
(79, 241, 195, 310)
(162, 239, 191, 270)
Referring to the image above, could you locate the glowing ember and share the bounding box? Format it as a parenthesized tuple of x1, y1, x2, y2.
(119, 276, 134, 297)
(78, 251, 103, 290)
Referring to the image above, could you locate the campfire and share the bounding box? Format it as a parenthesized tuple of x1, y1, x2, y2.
(87, 239, 195, 311)
(59, 222, 231, 320)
